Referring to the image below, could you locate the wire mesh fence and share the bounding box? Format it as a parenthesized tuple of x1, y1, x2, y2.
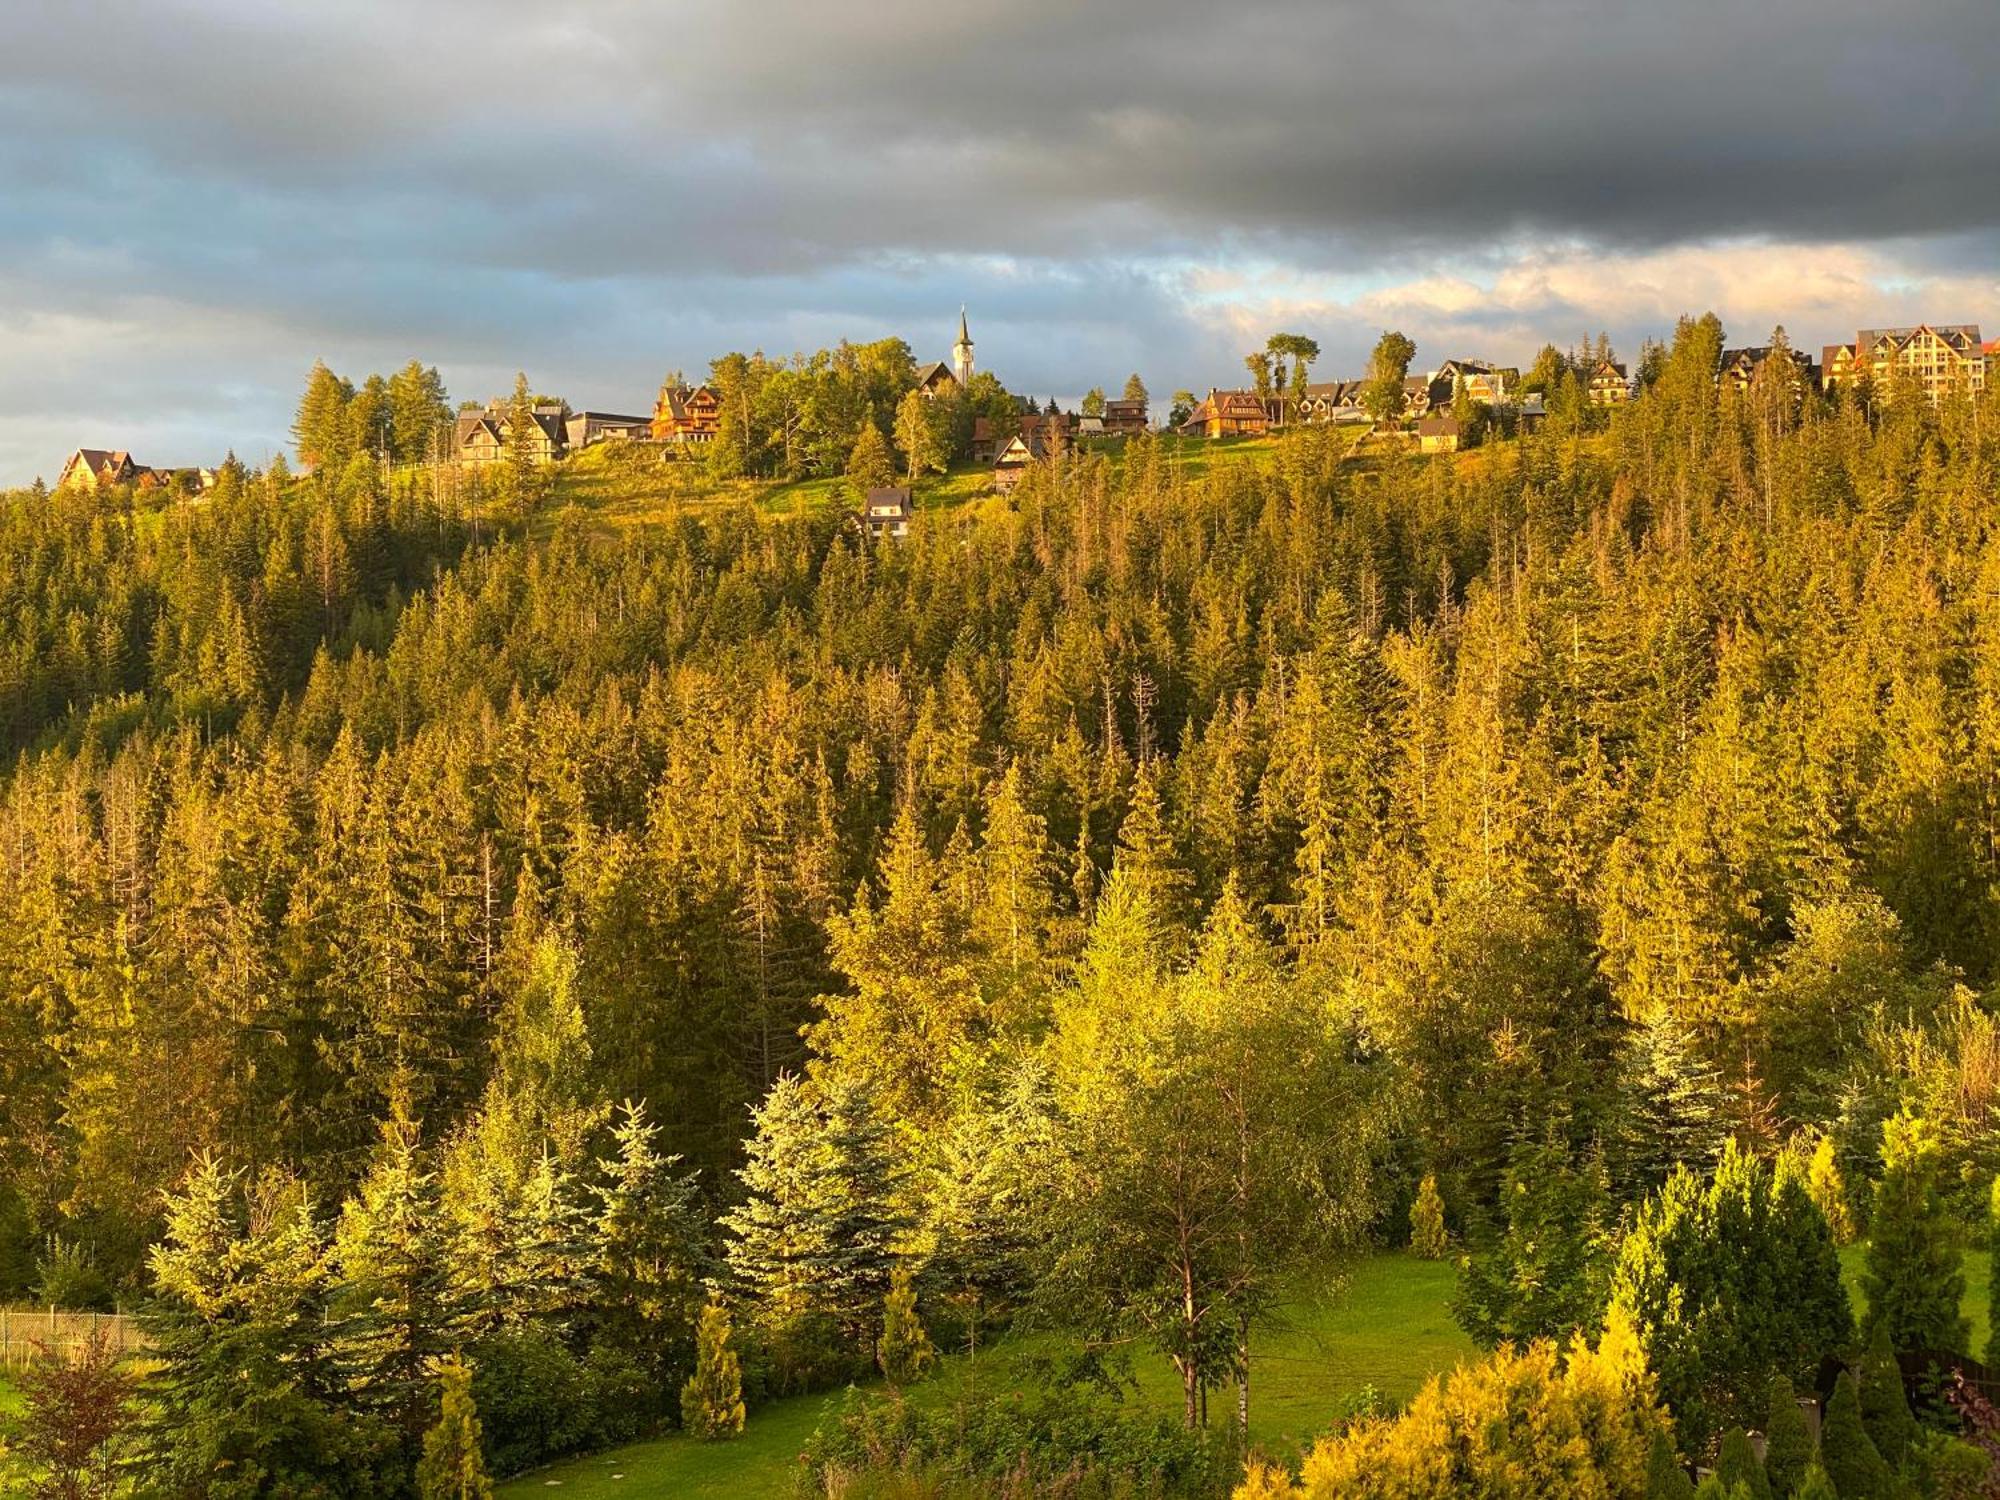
(0, 1306, 144, 1368)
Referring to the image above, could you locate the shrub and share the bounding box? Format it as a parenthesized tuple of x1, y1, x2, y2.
(1606, 1142, 1850, 1452)
(32, 1235, 113, 1311)
(1452, 1139, 1614, 1347)
(1261, 1311, 1670, 1498)
(416, 1357, 492, 1500)
(878, 1267, 936, 1387)
(1819, 1371, 1891, 1500)
(1409, 1174, 1448, 1260)
(1714, 1429, 1771, 1500)
(468, 1329, 593, 1476)
(681, 1297, 746, 1440)
(8, 1324, 135, 1499)
(805, 1382, 1233, 1498)
(1646, 1427, 1695, 1499)
(1761, 1375, 1812, 1498)
(1855, 1323, 1916, 1468)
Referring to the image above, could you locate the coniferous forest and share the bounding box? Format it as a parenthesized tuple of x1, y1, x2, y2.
(10, 313, 2000, 1496)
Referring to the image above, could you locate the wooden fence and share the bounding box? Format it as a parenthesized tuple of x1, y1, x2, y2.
(0, 1306, 144, 1368)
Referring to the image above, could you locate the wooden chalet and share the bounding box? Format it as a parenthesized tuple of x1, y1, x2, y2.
(57, 448, 148, 491)
(1587, 360, 1631, 406)
(1821, 325, 1984, 403)
(454, 403, 568, 466)
(1179, 388, 1280, 439)
(651, 382, 723, 443)
(1100, 397, 1149, 436)
(1429, 359, 1514, 405)
(973, 409, 1073, 465)
(863, 486, 913, 540)
(914, 362, 960, 399)
(991, 431, 1047, 491)
(1718, 345, 1815, 396)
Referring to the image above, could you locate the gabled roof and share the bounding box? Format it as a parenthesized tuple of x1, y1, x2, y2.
(914, 361, 956, 388)
(1415, 414, 1460, 436)
(864, 486, 913, 516)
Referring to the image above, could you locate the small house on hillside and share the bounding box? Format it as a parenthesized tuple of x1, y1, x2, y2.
(1587, 361, 1631, 406)
(864, 486, 913, 540)
(1179, 389, 1279, 439)
(1101, 397, 1149, 436)
(651, 382, 723, 443)
(57, 448, 147, 490)
(1415, 414, 1461, 453)
(454, 404, 567, 466)
(992, 432, 1046, 491)
(1298, 381, 1370, 424)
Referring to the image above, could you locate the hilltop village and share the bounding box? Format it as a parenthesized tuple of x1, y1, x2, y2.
(47, 314, 1995, 523)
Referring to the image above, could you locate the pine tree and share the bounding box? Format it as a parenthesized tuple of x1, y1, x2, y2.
(679, 1297, 745, 1440)
(415, 1357, 492, 1500)
(1861, 1110, 1968, 1353)
(1808, 1135, 1857, 1247)
(1819, 1371, 1891, 1499)
(877, 1264, 936, 1386)
(1715, 1429, 1773, 1500)
(1791, 1465, 1837, 1500)
(1855, 1322, 1916, 1468)
(1409, 1172, 1448, 1259)
(1762, 1374, 1813, 1498)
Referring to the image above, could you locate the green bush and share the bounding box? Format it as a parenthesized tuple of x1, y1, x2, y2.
(798, 1384, 1234, 1498)
(469, 1330, 594, 1476)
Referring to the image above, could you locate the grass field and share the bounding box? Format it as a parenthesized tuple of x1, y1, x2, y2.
(496, 1253, 1474, 1497)
(498, 1244, 1998, 1497)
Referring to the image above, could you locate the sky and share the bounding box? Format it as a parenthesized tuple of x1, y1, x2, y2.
(2, 0, 1997, 486)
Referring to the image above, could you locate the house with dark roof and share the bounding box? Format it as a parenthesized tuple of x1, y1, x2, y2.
(1428, 359, 1515, 405)
(1718, 345, 1815, 395)
(1587, 361, 1631, 406)
(1821, 324, 1984, 403)
(454, 403, 568, 466)
(1100, 397, 1149, 436)
(1415, 414, 1462, 453)
(991, 431, 1050, 490)
(863, 486, 913, 540)
(1179, 389, 1280, 439)
(973, 409, 1074, 464)
(651, 382, 723, 443)
(1298, 380, 1371, 424)
(56, 448, 149, 491)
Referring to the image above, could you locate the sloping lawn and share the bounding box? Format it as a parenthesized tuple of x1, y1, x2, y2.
(497, 1253, 1475, 1497)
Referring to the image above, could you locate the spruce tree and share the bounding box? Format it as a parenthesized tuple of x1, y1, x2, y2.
(1617, 1007, 1725, 1195)
(1762, 1375, 1813, 1498)
(589, 1100, 710, 1394)
(1409, 1172, 1449, 1259)
(679, 1297, 745, 1440)
(877, 1265, 936, 1386)
(415, 1357, 492, 1500)
(1715, 1428, 1773, 1500)
(1860, 1110, 1967, 1353)
(1819, 1370, 1891, 1500)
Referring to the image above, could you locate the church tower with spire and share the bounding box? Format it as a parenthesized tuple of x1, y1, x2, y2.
(952, 308, 975, 388)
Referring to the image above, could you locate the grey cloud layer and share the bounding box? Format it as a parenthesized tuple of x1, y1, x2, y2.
(1, 0, 1996, 480)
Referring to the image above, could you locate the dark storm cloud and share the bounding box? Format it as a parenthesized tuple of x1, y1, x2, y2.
(1, 0, 1996, 480)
